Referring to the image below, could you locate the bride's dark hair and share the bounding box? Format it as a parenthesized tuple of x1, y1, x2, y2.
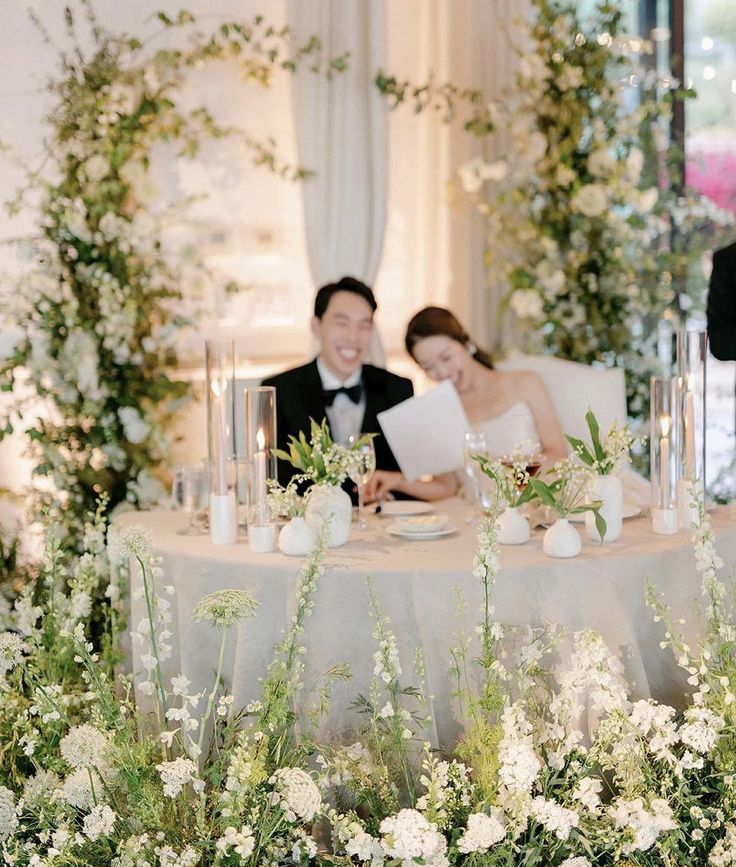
(405, 306, 495, 370)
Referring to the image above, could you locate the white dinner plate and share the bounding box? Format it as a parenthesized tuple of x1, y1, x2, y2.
(387, 521, 458, 540)
(568, 502, 641, 523)
(378, 500, 433, 517)
(395, 514, 450, 533)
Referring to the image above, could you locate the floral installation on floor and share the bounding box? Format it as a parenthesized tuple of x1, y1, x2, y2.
(0, 478, 734, 865)
(0, 2, 344, 550)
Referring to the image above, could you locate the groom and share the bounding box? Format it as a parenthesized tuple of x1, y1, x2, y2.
(262, 276, 413, 488)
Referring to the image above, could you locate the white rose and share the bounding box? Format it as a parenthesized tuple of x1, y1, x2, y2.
(571, 183, 608, 217)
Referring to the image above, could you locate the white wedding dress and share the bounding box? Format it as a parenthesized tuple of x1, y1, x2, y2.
(472, 401, 541, 458)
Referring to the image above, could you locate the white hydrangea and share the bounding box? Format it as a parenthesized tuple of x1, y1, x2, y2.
(215, 825, 255, 859)
(83, 804, 117, 841)
(379, 809, 448, 867)
(678, 707, 724, 755)
(0, 786, 17, 841)
(156, 757, 203, 799)
(456, 810, 506, 853)
(345, 830, 384, 865)
(60, 724, 109, 770)
(270, 767, 321, 823)
(530, 796, 580, 841)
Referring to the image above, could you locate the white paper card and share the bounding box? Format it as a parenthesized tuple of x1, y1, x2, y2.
(377, 380, 470, 481)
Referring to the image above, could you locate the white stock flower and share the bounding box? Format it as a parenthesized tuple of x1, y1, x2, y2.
(193, 589, 259, 628)
(530, 796, 580, 840)
(497, 705, 541, 794)
(457, 810, 506, 853)
(379, 809, 448, 867)
(571, 183, 608, 217)
(572, 776, 602, 812)
(60, 724, 109, 769)
(83, 804, 116, 841)
(270, 767, 322, 823)
(609, 797, 677, 854)
(215, 825, 255, 859)
(678, 707, 724, 755)
(0, 786, 17, 840)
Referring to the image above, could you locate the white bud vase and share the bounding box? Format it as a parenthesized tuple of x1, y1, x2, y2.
(278, 516, 317, 556)
(304, 484, 353, 548)
(585, 473, 623, 542)
(543, 518, 581, 558)
(497, 506, 530, 545)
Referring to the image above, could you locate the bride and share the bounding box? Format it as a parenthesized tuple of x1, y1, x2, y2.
(366, 306, 567, 502)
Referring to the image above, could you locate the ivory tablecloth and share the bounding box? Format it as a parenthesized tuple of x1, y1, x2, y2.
(119, 500, 736, 746)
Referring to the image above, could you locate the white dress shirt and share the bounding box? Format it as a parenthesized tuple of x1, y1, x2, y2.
(316, 357, 366, 445)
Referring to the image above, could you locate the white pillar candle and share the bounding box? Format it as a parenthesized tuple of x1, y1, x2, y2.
(210, 491, 237, 545)
(254, 427, 268, 524)
(684, 388, 695, 479)
(248, 523, 276, 553)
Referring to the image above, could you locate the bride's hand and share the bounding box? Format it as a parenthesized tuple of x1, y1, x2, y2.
(364, 470, 404, 503)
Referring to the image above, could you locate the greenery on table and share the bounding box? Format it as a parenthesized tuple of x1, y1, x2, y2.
(0, 3, 343, 550)
(565, 408, 635, 476)
(0, 479, 734, 864)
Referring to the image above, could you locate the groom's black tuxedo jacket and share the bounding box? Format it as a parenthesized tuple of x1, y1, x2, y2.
(262, 359, 414, 488)
(707, 240, 736, 362)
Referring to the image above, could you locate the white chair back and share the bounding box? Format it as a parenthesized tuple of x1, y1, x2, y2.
(495, 354, 628, 444)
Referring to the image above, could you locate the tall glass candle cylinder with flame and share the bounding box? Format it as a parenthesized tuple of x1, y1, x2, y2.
(675, 331, 707, 529)
(205, 339, 238, 545)
(650, 376, 679, 535)
(245, 386, 277, 542)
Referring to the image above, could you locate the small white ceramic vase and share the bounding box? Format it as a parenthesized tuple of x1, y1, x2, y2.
(304, 484, 353, 548)
(497, 506, 530, 545)
(543, 518, 581, 558)
(278, 516, 317, 556)
(585, 473, 623, 542)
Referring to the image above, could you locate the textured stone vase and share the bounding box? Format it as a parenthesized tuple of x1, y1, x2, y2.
(304, 484, 352, 548)
(585, 473, 623, 542)
(278, 516, 317, 556)
(497, 506, 530, 545)
(543, 518, 581, 558)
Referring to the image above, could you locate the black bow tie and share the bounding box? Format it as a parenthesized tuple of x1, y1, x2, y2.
(323, 383, 363, 407)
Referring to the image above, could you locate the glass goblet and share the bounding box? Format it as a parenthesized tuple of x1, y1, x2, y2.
(173, 464, 208, 536)
(348, 435, 376, 530)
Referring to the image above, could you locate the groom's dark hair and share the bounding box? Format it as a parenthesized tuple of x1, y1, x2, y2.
(314, 276, 378, 319)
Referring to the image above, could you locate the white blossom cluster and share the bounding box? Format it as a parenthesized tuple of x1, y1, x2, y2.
(156, 757, 204, 798)
(59, 724, 109, 770)
(82, 804, 117, 841)
(269, 767, 322, 823)
(529, 795, 580, 841)
(379, 809, 449, 867)
(0, 632, 26, 677)
(0, 786, 18, 841)
(215, 824, 256, 859)
(456, 809, 506, 853)
(608, 796, 677, 854)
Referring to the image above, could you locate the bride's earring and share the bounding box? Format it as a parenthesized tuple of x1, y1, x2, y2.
(467, 341, 478, 356)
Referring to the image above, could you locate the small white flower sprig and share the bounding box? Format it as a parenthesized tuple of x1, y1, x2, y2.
(273, 418, 374, 487)
(531, 459, 607, 541)
(566, 409, 636, 476)
(266, 478, 306, 520)
(474, 438, 543, 510)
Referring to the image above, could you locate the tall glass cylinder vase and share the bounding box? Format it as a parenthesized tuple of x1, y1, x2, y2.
(675, 330, 707, 529)
(245, 386, 277, 551)
(650, 377, 678, 535)
(205, 339, 237, 545)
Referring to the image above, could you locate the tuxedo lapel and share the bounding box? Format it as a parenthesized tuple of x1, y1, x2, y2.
(298, 359, 329, 430)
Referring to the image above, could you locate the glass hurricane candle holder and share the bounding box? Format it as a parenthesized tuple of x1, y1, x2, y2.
(650, 376, 678, 535)
(675, 330, 707, 529)
(244, 386, 277, 544)
(205, 339, 237, 545)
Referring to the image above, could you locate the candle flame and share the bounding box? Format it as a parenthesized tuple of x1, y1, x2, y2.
(660, 414, 670, 438)
(256, 428, 265, 450)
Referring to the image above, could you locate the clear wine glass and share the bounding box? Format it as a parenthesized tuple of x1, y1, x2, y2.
(173, 464, 208, 536)
(463, 429, 490, 515)
(348, 435, 376, 529)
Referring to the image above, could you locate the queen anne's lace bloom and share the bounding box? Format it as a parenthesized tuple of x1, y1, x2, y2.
(83, 804, 117, 841)
(379, 809, 449, 867)
(270, 767, 322, 823)
(0, 632, 26, 676)
(457, 810, 506, 853)
(0, 787, 17, 841)
(107, 525, 153, 565)
(60, 724, 108, 769)
(156, 757, 203, 799)
(193, 589, 259, 627)
(560, 858, 593, 867)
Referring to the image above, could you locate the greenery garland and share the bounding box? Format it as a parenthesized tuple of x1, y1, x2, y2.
(0, 3, 343, 549)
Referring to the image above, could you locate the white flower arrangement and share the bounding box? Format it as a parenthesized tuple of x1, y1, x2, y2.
(566, 409, 636, 476)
